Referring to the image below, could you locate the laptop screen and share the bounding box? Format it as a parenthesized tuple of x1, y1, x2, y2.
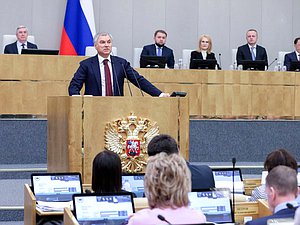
(212, 168, 244, 194)
(73, 193, 135, 225)
(31, 173, 82, 202)
(188, 188, 234, 224)
(122, 173, 145, 197)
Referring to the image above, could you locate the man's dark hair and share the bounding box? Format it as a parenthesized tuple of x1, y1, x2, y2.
(147, 134, 179, 156)
(92, 150, 122, 193)
(154, 30, 167, 37)
(294, 37, 300, 45)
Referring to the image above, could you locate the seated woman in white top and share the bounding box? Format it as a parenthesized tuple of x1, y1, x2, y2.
(128, 152, 206, 225)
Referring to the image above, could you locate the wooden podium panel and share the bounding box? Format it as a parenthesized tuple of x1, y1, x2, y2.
(82, 96, 189, 183)
(47, 96, 189, 183)
(47, 96, 83, 173)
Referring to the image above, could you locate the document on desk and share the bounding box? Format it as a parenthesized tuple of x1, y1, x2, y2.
(36, 201, 73, 212)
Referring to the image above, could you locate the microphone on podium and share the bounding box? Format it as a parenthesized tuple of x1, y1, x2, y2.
(268, 57, 278, 68)
(218, 53, 222, 70)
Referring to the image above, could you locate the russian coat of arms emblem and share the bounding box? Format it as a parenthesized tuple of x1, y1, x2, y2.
(104, 113, 159, 173)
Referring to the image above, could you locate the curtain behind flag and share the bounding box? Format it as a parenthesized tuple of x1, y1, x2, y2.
(60, 0, 96, 56)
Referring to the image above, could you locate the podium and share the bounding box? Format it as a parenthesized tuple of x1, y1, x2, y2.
(47, 96, 189, 183)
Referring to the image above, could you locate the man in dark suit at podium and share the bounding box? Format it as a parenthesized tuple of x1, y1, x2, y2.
(4, 25, 38, 54)
(68, 32, 169, 97)
(147, 134, 215, 190)
(284, 37, 300, 71)
(140, 30, 175, 68)
(246, 166, 298, 225)
(236, 29, 268, 68)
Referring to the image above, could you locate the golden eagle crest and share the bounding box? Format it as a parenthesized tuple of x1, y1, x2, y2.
(104, 113, 159, 173)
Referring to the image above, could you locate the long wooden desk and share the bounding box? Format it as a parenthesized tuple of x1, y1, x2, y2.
(1, 54, 300, 117)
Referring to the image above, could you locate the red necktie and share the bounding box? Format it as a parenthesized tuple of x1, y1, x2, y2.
(103, 59, 113, 96)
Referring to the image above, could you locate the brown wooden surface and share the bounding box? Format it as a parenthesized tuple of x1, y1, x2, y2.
(82, 96, 188, 183)
(64, 208, 79, 225)
(258, 199, 272, 218)
(47, 96, 83, 173)
(1, 54, 299, 117)
(24, 184, 36, 225)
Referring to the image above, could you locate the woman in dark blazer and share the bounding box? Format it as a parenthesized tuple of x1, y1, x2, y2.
(190, 34, 220, 69)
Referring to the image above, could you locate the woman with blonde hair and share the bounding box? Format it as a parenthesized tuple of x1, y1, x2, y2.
(128, 152, 206, 225)
(190, 34, 219, 69)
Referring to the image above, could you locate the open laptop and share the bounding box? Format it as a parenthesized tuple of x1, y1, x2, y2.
(122, 173, 145, 197)
(188, 188, 235, 224)
(212, 168, 245, 194)
(31, 172, 82, 202)
(21, 48, 59, 55)
(73, 192, 135, 225)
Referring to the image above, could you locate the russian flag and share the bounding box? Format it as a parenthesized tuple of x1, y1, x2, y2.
(59, 0, 96, 56)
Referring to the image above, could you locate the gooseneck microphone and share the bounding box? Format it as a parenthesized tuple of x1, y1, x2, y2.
(128, 65, 144, 96)
(157, 215, 172, 225)
(268, 57, 278, 68)
(120, 63, 133, 96)
(110, 52, 121, 96)
(218, 53, 222, 70)
(232, 157, 236, 218)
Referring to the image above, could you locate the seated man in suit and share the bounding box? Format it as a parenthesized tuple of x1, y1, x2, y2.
(284, 37, 300, 71)
(4, 25, 38, 54)
(236, 29, 268, 68)
(69, 32, 169, 97)
(147, 134, 215, 189)
(140, 30, 175, 68)
(246, 165, 298, 225)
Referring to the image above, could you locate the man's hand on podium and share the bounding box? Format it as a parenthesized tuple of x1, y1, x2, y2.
(159, 93, 170, 97)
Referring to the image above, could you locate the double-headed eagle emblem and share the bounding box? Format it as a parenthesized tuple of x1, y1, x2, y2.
(104, 113, 159, 173)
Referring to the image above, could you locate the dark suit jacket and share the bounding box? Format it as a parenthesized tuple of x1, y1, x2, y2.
(4, 41, 38, 54)
(187, 162, 215, 189)
(189, 51, 220, 69)
(245, 207, 297, 225)
(140, 44, 175, 68)
(284, 51, 299, 71)
(236, 44, 268, 67)
(68, 55, 162, 96)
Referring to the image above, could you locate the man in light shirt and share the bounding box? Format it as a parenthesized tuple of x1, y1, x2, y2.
(4, 25, 38, 54)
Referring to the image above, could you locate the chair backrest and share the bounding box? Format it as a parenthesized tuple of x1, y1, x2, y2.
(232, 48, 238, 65)
(182, 49, 193, 67)
(278, 51, 289, 66)
(133, 47, 143, 68)
(85, 46, 117, 56)
(2, 34, 35, 53)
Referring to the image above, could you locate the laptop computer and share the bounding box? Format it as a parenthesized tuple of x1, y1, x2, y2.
(122, 173, 145, 197)
(31, 172, 82, 202)
(188, 188, 235, 224)
(21, 48, 59, 55)
(212, 168, 245, 194)
(73, 192, 135, 225)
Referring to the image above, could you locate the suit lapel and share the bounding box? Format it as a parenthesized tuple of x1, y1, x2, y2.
(151, 44, 157, 55)
(13, 42, 18, 54)
(90, 56, 102, 94)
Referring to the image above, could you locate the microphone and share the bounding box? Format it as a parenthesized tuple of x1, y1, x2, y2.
(128, 65, 144, 97)
(110, 52, 121, 96)
(286, 203, 295, 210)
(218, 53, 222, 70)
(268, 57, 278, 68)
(157, 214, 172, 225)
(232, 157, 236, 219)
(120, 62, 133, 96)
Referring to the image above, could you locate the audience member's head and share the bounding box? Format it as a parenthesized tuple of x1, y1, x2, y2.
(264, 148, 297, 172)
(92, 149, 122, 193)
(145, 152, 191, 209)
(198, 34, 212, 53)
(153, 30, 167, 47)
(246, 28, 258, 46)
(265, 165, 298, 212)
(147, 134, 179, 156)
(16, 25, 28, 44)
